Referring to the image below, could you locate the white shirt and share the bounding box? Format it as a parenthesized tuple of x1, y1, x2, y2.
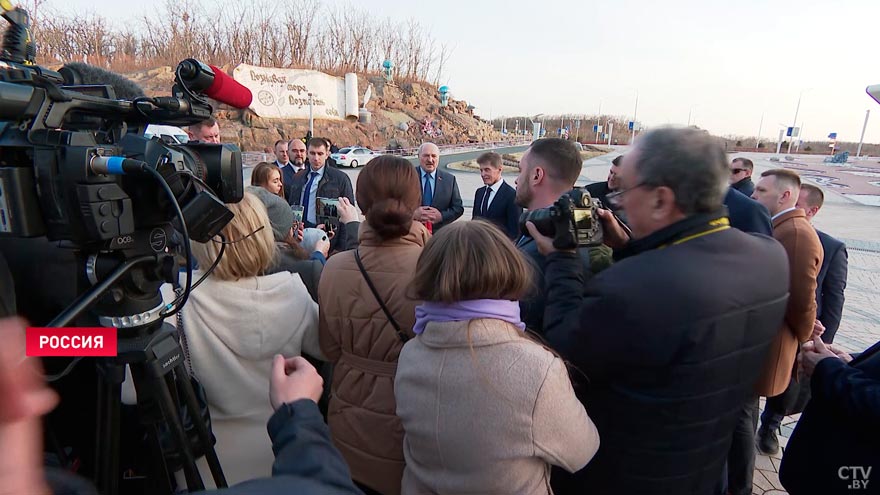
(771, 206, 797, 222)
(302, 166, 326, 224)
(481, 179, 504, 211)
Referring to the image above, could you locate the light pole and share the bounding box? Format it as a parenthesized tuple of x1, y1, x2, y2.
(857, 110, 871, 157)
(756, 112, 764, 150)
(307, 92, 314, 137)
(787, 89, 809, 154)
(631, 91, 639, 143)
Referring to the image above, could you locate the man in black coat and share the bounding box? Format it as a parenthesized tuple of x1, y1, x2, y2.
(288, 138, 355, 249)
(472, 151, 522, 239)
(514, 138, 613, 334)
(724, 187, 772, 235)
(526, 128, 790, 495)
(779, 337, 880, 495)
(413, 142, 463, 231)
(280, 139, 308, 200)
(729, 157, 755, 196)
(584, 154, 622, 210)
(757, 182, 849, 454)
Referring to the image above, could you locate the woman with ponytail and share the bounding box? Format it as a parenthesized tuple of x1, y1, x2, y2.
(318, 156, 430, 495)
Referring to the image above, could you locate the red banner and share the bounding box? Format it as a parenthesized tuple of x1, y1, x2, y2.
(26, 327, 117, 357)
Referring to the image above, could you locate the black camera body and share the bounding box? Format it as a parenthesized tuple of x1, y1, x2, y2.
(519, 188, 604, 249)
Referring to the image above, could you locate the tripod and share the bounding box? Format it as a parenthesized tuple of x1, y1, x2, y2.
(94, 321, 227, 494)
(44, 247, 228, 494)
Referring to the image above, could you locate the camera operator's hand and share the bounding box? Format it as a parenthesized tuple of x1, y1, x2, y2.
(0, 317, 59, 495)
(811, 319, 826, 340)
(337, 197, 360, 224)
(525, 222, 561, 256)
(270, 355, 324, 410)
(597, 208, 630, 249)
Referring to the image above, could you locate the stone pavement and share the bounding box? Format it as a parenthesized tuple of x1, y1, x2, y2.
(336, 147, 879, 495)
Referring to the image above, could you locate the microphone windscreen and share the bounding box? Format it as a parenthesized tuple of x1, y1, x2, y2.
(205, 65, 253, 109)
(59, 62, 146, 100)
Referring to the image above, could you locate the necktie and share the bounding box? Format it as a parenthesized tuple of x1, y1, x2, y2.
(301, 171, 318, 224)
(481, 186, 491, 215)
(422, 173, 433, 206)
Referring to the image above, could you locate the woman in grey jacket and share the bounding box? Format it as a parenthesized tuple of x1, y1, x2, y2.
(395, 221, 599, 495)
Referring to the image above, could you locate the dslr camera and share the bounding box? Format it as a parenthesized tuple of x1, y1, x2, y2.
(519, 188, 604, 249)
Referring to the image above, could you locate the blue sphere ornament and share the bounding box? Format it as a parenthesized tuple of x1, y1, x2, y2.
(382, 60, 393, 69)
(439, 85, 449, 94)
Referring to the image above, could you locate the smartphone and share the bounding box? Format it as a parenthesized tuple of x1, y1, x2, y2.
(316, 197, 340, 226)
(290, 205, 304, 224)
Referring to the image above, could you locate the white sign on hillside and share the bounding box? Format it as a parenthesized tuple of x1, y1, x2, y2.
(232, 64, 359, 121)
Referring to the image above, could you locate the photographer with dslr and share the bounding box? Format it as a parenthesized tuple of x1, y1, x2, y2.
(514, 138, 612, 334)
(525, 128, 790, 495)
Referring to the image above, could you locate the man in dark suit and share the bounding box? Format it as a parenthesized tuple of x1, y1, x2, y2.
(472, 152, 521, 239)
(796, 183, 848, 343)
(724, 187, 772, 235)
(729, 157, 755, 197)
(756, 182, 849, 455)
(528, 128, 789, 495)
(288, 138, 355, 249)
(280, 139, 308, 200)
(514, 138, 612, 334)
(585, 154, 622, 210)
(413, 142, 463, 231)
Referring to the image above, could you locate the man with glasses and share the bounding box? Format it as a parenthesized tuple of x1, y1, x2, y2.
(730, 158, 755, 196)
(527, 128, 789, 495)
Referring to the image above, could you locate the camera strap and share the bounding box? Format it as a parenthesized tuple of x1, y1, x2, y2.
(354, 249, 409, 343)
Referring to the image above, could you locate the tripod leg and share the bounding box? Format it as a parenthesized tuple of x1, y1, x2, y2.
(174, 368, 228, 488)
(95, 365, 122, 495)
(150, 371, 205, 491)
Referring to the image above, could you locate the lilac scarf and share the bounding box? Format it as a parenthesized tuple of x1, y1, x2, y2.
(413, 299, 526, 335)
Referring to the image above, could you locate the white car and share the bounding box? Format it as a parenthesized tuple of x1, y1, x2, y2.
(145, 124, 189, 144)
(331, 147, 378, 168)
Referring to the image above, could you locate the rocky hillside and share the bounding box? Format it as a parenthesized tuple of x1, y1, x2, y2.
(127, 67, 503, 152)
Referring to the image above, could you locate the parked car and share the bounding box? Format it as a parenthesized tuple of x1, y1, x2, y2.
(145, 124, 189, 144)
(331, 147, 379, 168)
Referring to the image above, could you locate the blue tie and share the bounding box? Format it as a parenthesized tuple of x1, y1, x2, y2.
(422, 173, 434, 206)
(301, 171, 318, 225)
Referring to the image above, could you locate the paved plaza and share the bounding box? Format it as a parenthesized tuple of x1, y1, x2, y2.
(332, 147, 879, 495)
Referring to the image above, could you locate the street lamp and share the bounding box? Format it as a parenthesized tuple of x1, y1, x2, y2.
(787, 89, 810, 154)
(307, 92, 314, 138)
(631, 91, 639, 144)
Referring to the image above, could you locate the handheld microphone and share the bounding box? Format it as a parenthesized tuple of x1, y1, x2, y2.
(59, 62, 146, 100)
(177, 59, 252, 109)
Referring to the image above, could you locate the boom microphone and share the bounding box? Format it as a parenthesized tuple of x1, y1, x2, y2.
(177, 59, 252, 109)
(59, 62, 146, 100)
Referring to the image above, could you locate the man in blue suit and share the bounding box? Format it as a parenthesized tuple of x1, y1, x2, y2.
(756, 182, 849, 455)
(472, 152, 522, 239)
(414, 142, 464, 231)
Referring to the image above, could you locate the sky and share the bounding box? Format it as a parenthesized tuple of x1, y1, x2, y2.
(39, 0, 880, 142)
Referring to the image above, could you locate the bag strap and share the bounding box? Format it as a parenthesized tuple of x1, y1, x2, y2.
(354, 249, 409, 343)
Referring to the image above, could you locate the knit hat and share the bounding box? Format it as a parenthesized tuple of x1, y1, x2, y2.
(247, 186, 294, 242)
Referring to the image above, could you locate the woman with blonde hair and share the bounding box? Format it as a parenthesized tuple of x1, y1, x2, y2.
(318, 155, 430, 495)
(250, 162, 285, 199)
(394, 220, 599, 495)
(166, 191, 320, 485)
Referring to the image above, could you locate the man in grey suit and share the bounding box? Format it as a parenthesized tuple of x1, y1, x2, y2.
(414, 142, 464, 231)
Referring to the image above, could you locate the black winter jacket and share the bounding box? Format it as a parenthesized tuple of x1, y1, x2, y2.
(544, 212, 789, 495)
